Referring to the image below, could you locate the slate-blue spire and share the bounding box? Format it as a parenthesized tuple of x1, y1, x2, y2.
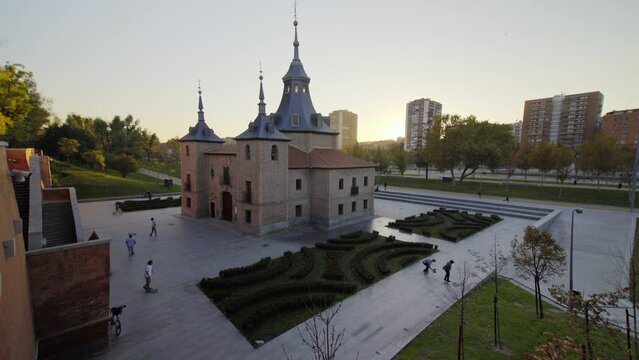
(197, 82, 205, 122)
(258, 67, 266, 115)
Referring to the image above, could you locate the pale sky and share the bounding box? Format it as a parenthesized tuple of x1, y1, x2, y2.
(1, 0, 638, 142)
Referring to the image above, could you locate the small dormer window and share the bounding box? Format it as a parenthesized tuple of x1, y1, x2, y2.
(302, 85, 307, 93)
(294, 84, 299, 93)
(291, 115, 300, 127)
(286, 85, 291, 94)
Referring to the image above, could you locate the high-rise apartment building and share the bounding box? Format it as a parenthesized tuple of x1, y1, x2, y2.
(601, 108, 639, 148)
(511, 120, 523, 143)
(404, 98, 442, 151)
(329, 110, 358, 149)
(521, 91, 604, 149)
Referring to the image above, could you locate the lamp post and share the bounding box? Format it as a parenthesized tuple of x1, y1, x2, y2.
(569, 208, 583, 311)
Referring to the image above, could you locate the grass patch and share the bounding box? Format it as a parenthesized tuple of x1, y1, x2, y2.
(394, 280, 625, 360)
(199, 231, 437, 345)
(51, 160, 180, 199)
(378, 175, 637, 208)
(141, 159, 181, 178)
(388, 209, 501, 242)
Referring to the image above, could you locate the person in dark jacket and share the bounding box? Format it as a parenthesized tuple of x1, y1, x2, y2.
(443, 260, 455, 282)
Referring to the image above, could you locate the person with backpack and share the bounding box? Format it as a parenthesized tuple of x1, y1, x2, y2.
(443, 260, 455, 283)
(421, 257, 436, 273)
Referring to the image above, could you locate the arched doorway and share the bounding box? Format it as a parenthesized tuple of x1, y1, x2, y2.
(222, 192, 233, 222)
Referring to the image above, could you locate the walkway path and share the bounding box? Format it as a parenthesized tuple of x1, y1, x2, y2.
(138, 168, 181, 186)
(81, 186, 636, 360)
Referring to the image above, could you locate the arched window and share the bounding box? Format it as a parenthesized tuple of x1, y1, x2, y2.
(294, 84, 299, 93)
(271, 145, 278, 160)
(286, 85, 291, 94)
(245, 144, 251, 160)
(185, 145, 190, 156)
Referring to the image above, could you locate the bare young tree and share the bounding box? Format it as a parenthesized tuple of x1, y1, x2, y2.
(511, 226, 566, 319)
(445, 262, 478, 360)
(283, 300, 356, 360)
(471, 236, 510, 349)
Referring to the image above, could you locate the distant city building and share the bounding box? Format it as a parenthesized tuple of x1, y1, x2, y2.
(360, 138, 402, 152)
(511, 120, 522, 143)
(601, 108, 639, 148)
(404, 98, 442, 151)
(521, 91, 604, 149)
(329, 110, 358, 149)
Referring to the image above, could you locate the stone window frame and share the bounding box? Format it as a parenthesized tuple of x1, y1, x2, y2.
(245, 210, 252, 223)
(186, 197, 192, 208)
(296, 179, 302, 190)
(292, 114, 301, 127)
(185, 145, 190, 156)
(338, 178, 344, 190)
(338, 204, 344, 215)
(364, 176, 368, 186)
(351, 201, 356, 212)
(363, 199, 368, 209)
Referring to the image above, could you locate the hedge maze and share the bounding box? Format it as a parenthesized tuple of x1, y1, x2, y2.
(387, 208, 502, 242)
(115, 196, 181, 212)
(199, 231, 437, 345)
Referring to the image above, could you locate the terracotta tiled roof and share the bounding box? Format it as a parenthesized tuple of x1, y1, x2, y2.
(288, 146, 375, 169)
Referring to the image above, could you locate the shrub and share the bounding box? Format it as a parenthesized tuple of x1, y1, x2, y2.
(322, 252, 345, 281)
(315, 242, 355, 251)
(200, 252, 294, 290)
(339, 230, 363, 239)
(219, 257, 271, 278)
(288, 247, 314, 280)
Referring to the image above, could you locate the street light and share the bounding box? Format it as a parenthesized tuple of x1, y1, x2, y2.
(569, 208, 584, 311)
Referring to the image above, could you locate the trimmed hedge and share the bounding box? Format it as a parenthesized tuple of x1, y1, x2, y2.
(219, 257, 271, 278)
(288, 247, 314, 280)
(340, 230, 364, 239)
(376, 248, 433, 275)
(322, 251, 345, 281)
(351, 241, 436, 283)
(315, 242, 355, 251)
(200, 251, 294, 290)
(327, 231, 379, 245)
(219, 280, 356, 315)
(116, 197, 181, 212)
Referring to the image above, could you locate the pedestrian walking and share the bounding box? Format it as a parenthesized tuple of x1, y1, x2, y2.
(149, 218, 157, 237)
(125, 233, 136, 256)
(143, 260, 154, 291)
(384, 182, 387, 190)
(421, 257, 436, 273)
(504, 195, 510, 203)
(443, 260, 454, 283)
(478, 191, 482, 198)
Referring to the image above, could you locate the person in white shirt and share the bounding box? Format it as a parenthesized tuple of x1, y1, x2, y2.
(144, 260, 153, 291)
(149, 218, 157, 237)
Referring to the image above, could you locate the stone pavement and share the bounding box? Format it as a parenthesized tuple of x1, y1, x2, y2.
(81, 187, 636, 360)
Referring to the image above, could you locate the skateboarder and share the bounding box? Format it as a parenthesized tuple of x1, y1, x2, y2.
(443, 260, 454, 283)
(144, 260, 155, 292)
(421, 257, 436, 273)
(149, 218, 157, 237)
(125, 233, 136, 256)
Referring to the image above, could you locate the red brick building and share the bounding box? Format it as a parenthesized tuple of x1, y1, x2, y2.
(600, 108, 639, 148)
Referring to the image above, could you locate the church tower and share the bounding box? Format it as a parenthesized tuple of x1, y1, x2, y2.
(272, 19, 338, 152)
(235, 71, 291, 234)
(179, 87, 225, 218)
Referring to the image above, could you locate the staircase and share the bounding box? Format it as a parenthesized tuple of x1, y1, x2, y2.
(374, 190, 553, 220)
(42, 202, 77, 248)
(11, 175, 30, 249)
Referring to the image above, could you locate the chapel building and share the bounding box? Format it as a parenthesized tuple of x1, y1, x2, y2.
(179, 19, 375, 235)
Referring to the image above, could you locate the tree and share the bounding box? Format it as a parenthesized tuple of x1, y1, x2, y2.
(531, 142, 555, 186)
(424, 114, 464, 183)
(414, 148, 429, 179)
(617, 146, 634, 187)
(142, 131, 160, 162)
(549, 286, 626, 359)
(5, 73, 50, 147)
(58, 137, 80, 162)
(390, 143, 409, 182)
(515, 143, 533, 181)
(0, 63, 33, 136)
(370, 146, 390, 175)
(342, 142, 366, 160)
(82, 149, 105, 170)
(471, 238, 509, 349)
(552, 145, 575, 199)
(110, 153, 139, 178)
(445, 262, 477, 360)
(578, 131, 619, 189)
(511, 226, 566, 319)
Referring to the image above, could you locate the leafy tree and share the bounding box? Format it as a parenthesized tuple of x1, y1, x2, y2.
(549, 286, 626, 359)
(578, 131, 619, 189)
(424, 114, 464, 183)
(370, 145, 391, 174)
(530, 142, 555, 186)
(552, 145, 575, 199)
(515, 143, 533, 181)
(58, 137, 80, 162)
(82, 149, 105, 170)
(342, 142, 366, 160)
(141, 130, 160, 162)
(511, 226, 566, 319)
(5, 75, 50, 147)
(617, 146, 635, 187)
(110, 153, 139, 178)
(390, 143, 409, 182)
(414, 148, 429, 179)
(0, 63, 33, 136)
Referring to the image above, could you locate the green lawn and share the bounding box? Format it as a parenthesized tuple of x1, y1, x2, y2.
(51, 160, 181, 199)
(388, 209, 501, 242)
(394, 280, 625, 360)
(141, 159, 181, 178)
(378, 175, 636, 208)
(199, 230, 438, 345)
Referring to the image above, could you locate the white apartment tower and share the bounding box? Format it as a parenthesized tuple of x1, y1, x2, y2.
(404, 98, 442, 151)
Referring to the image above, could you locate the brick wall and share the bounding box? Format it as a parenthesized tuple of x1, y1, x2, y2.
(27, 240, 110, 359)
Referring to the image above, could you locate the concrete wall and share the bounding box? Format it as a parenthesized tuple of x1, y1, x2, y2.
(0, 142, 36, 360)
(27, 240, 111, 359)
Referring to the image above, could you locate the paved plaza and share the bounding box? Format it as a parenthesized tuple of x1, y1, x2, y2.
(81, 187, 637, 360)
